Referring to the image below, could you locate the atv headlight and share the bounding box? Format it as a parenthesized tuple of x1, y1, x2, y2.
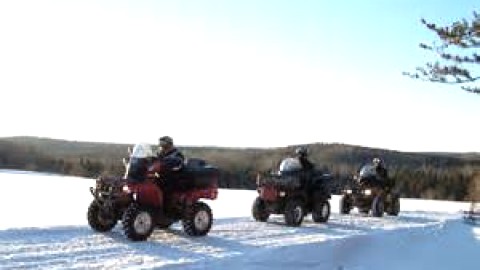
(364, 189, 372, 196)
(346, 189, 352, 194)
(122, 185, 131, 193)
(279, 191, 286, 197)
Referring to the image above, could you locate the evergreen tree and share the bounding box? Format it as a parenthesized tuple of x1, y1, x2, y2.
(405, 12, 480, 94)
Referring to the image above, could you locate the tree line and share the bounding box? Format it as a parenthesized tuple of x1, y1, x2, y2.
(0, 137, 479, 201)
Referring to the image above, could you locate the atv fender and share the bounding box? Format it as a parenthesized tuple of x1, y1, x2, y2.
(129, 182, 163, 208)
(259, 185, 278, 202)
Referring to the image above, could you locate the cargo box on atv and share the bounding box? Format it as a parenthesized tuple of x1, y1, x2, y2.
(258, 157, 305, 189)
(171, 158, 219, 191)
(260, 172, 303, 189)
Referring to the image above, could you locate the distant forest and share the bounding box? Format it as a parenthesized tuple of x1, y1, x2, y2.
(1, 137, 479, 202)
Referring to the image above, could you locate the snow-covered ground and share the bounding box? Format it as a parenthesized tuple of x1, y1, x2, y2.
(0, 170, 478, 269)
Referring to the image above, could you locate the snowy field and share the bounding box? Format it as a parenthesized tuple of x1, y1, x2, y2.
(0, 170, 478, 269)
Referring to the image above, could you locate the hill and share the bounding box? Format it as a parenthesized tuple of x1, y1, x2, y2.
(0, 136, 479, 201)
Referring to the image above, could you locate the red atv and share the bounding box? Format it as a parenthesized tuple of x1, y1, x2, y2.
(253, 157, 332, 226)
(87, 143, 219, 241)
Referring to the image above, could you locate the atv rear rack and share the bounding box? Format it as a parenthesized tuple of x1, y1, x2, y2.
(259, 174, 302, 189)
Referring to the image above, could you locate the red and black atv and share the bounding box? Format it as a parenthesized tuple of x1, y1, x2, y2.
(87, 143, 219, 241)
(252, 157, 332, 227)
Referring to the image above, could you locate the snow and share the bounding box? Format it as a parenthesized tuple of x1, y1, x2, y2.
(0, 170, 478, 269)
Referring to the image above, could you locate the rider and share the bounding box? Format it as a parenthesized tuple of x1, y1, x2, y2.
(157, 136, 185, 172)
(156, 136, 186, 195)
(295, 146, 314, 171)
(372, 157, 392, 188)
(372, 157, 388, 179)
(294, 146, 315, 188)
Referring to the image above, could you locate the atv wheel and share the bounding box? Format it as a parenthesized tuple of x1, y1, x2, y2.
(386, 196, 400, 216)
(87, 201, 117, 232)
(371, 196, 385, 217)
(122, 204, 155, 241)
(284, 199, 304, 227)
(340, 196, 351, 215)
(312, 200, 330, 223)
(252, 197, 270, 222)
(182, 202, 213, 236)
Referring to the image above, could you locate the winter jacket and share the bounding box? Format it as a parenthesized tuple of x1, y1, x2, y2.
(158, 148, 185, 171)
(375, 166, 388, 180)
(299, 156, 315, 171)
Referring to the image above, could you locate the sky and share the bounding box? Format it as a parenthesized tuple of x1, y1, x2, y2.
(0, 0, 479, 152)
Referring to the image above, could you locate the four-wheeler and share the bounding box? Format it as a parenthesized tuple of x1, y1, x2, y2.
(87, 143, 219, 241)
(340, 164, 400, 217)
(252, 157, 332, 226)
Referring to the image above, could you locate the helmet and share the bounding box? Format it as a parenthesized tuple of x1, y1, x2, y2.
(373, 157, 384, 167)
(295, 146, 308, 157)
(159, 136, 174, 146)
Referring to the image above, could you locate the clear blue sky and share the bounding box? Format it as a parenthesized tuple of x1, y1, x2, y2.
(0, 0, 478, 152)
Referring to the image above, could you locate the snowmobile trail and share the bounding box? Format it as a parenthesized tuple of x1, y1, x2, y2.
(0, 212, 459, 270)
(0, 173, 476, 269)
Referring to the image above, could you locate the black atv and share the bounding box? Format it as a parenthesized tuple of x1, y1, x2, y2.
(340, 164, 400, 217)
(252, 157, 332, 226)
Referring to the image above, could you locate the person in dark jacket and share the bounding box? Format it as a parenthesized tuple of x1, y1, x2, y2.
(295, 146, 314, 171)
(372, 157, 388, 179)
(373, 157, 393, 188)
(157, 136, 185, 171)
(295, 146, 315, 188)
(157, 136, 186, 194)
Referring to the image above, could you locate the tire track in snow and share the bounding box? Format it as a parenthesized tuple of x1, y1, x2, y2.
(0, 212, 453, 270)
(0, 231, 134, 269)
(210, 212, 446, 248)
